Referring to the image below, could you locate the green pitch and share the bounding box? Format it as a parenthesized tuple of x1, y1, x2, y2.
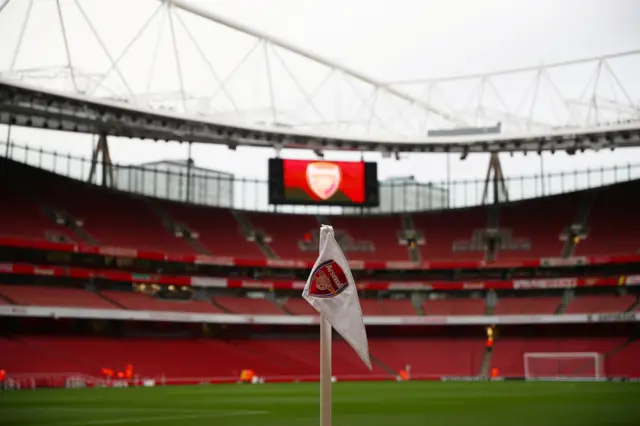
(1, 381, 639, 426)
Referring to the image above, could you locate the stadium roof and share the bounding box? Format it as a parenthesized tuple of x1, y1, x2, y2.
(1, 78, 640, 154)
(0, 0, 639, 149)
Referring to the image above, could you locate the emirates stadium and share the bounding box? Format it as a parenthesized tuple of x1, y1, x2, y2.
(0, 1, 639, 425)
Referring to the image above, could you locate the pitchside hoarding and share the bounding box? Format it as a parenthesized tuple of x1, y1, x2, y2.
(268, 158, 379, 206)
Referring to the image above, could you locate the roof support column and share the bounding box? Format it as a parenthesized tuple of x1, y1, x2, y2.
(88, 133, 114, 188)
(481, 153, 508, 205)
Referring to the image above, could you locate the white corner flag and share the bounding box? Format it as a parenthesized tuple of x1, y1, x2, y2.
(303, 225, 371, 369)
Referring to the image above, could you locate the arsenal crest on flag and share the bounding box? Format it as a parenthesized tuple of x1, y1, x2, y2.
(303, 225, 372, 370)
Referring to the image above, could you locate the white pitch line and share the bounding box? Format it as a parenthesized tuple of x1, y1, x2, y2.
(57, 410, 269, 425)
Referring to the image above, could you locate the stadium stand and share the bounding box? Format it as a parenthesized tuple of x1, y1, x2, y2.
(422, 298, 486, 316)
(244, 212, 318, 260)
(283, 298, 319, 315)
(2, 330, 638, 383)
(574, 180, 640, 256)
(328, 215, 407, 260)
(413, 208, 488, 261)
(0, 336, 390, 380)
(1, 157, 640, 388)
(496, 192, 582, 259)
(213, 297, 285, 315)
(563, 294, 637, 314)
(2, 158, 640, 263)
(606, 339, 640, 378)
(493, 296, 562, 315)
(0, 337, 81, 379)
(0, 285, 117, 309)
(359, 299, 417, 316)
(100, 290, 223, 313)
(0, 175, 75, 242)
(40, 184, 193, 253)
(368, 338, 484, 377)
(159, 202, 265, 258)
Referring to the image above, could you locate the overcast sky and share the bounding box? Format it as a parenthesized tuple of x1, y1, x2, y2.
(0, 0, 639, 203)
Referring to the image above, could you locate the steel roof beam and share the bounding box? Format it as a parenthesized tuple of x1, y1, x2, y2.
(166, 0, 465, 126)
(1, 78, 639, 155)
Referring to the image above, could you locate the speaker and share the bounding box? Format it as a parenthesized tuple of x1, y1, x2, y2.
(364, 162, 380, 207)
(268, 158, 284, 204)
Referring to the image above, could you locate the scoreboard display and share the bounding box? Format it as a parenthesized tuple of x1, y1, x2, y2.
(268, 158, 379, 207)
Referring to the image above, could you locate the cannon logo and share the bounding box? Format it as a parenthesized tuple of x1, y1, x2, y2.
(308, 260, 349, 298)
(306, 162, 342, 200)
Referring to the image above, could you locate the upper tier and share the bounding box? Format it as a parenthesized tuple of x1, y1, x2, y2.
(1, 157, 639, 262)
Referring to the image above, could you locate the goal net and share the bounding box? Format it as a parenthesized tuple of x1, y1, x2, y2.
(524, 352, 605, 381)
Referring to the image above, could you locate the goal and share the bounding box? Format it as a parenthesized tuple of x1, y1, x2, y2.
(524, 352, 605, 381)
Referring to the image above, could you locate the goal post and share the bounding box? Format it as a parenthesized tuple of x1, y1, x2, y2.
(524, 352, 605, 381)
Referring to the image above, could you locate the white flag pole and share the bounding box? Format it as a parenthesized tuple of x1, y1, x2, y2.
(320, 313, 332, 426)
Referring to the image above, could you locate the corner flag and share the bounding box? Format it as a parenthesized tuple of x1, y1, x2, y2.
(303, 225, 371, 426)
(303, 225, 371, 369)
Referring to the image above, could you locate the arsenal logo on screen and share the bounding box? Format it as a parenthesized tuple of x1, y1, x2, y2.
(308, 260, 349, 298)
(306, 162, 342, 200)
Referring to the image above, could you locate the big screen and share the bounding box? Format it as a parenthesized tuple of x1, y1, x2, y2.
(268, 159, 379, 206)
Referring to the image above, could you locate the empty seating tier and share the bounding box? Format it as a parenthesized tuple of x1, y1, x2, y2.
(497, 193, 581, 259)
(423, 298, 486, 316)
(0, 285, 117, 309)
(159, 202, 264, 258)
(574, 180, 640, 256)
(3, 158, 640, 262)
(413, 208, 488, 261)
(494, 296, 562, 315)
(329, 215, 408, 261)
(284, 298, 318, 315)
(369, 338, 485, 377)
(213, 297, 285, 315)
(563, 294, 637, 314)
(101, 290, 223, 313)
(245, 212, 319, 260)
(360, 299, 417, 316)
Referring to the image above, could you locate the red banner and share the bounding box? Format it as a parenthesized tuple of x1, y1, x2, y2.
(0, 262, 623, 291)
(0, 236, 639, 272)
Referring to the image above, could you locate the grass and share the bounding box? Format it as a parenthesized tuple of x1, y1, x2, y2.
(0, 381, 639, 426)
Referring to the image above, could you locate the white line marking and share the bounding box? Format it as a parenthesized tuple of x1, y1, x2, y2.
(56, 410, 269, 425)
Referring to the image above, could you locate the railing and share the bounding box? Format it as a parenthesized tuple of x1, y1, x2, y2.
(2, 139, 640, 214)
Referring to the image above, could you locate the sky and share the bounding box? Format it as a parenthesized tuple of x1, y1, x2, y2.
(0, 0, 639, 209)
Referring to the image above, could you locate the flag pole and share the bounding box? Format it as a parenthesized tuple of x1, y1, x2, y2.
(320, 313, 332, 426)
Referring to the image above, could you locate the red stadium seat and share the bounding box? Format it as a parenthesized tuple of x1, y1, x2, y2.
(40, 185, 193, 254)
(368, 338, 485, 377)
(3, 157, 640, 263)
(244, 212, 319, 260)
(329, 215, 408, 261)
(494, 296, 562, 315)
(496, 193, 581, 259)
(423, 298, 486, 316)
(563, 294, 636, 314)
(0, 171, 75, 242)
(359, 299, 417, 316)
(213, 297, 285, 315)
(413, 208, 488, 261)
(101, 290, 223, 313)
(284, 298, 319, 315)
(0, 285, 118, 309)
(160, 202, 265, 258)
(574, 180, 640, 256)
